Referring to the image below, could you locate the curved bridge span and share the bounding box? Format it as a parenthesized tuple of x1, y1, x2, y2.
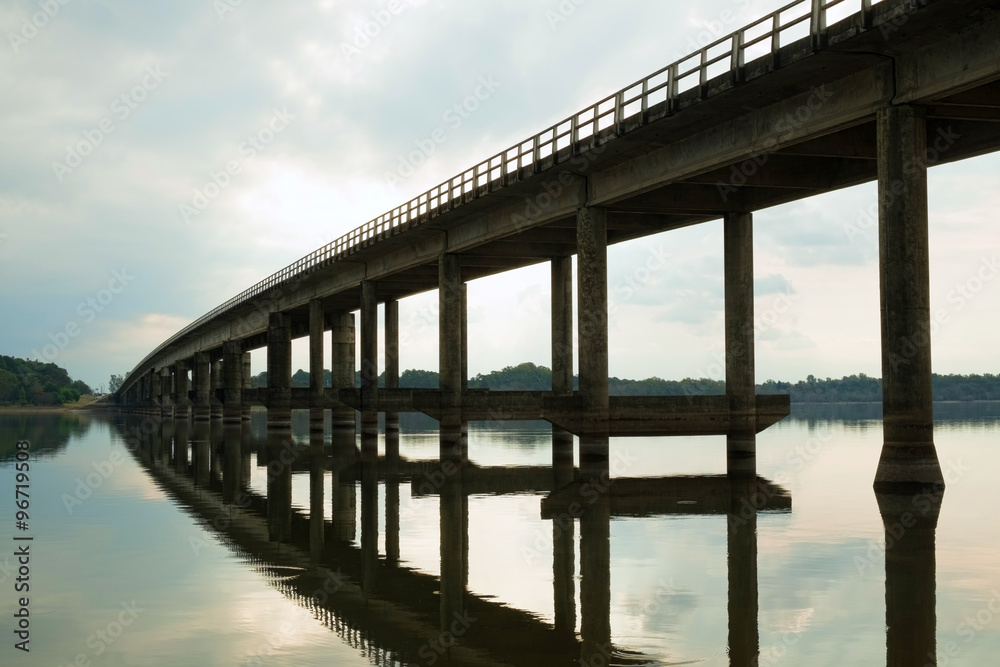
(115, 0, 1000, 487)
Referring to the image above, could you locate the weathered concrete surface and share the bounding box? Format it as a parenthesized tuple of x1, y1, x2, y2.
(875, 105, 944, 490)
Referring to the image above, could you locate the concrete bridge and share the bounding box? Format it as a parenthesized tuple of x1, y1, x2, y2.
(113, 0, 1000, 487)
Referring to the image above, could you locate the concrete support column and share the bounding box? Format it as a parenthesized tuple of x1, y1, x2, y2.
(192, 352, 211, 422)
(875, 105, 944, 490)
(210, 359, 223, 420)
(159, 370, 172, 419)
(728, 476, 760, 665)
(724, 211, 757, 477)
(877, 488, 942, 666)
(577, 207, 609, 418)
(309, 299, 326, 433)
(460, 284, 468, 392)
(577, 207, 609, 466)
(551, 256, 574, 396)
(331, 311, 357, 430)
(222, 341, 243, 425)
(172, 360, 189, 421)
(241, 352, 252, 421)
(360, 281, 379, 437)
(439, 253, 465, 460)
(267, 313, 292, 431)
(385, 297, 400, 434)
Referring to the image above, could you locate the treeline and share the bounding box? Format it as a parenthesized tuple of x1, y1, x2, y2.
(248, 363, 1000, 403)
(0, 356, 93, 405)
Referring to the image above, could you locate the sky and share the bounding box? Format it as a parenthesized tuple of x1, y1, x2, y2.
(1, 0, 997, 393)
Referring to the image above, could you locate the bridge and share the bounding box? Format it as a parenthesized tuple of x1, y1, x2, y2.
(112, 0, 1000, 490)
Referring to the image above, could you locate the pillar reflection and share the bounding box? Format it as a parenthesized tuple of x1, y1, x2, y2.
(877, 485, 943, 667)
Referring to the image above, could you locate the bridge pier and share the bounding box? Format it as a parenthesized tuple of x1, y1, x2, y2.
(360, 281, 379, 439)
(875, 105, 944, 491)
(159, 369, 172, 419)
(725, 211, 757, 477)
(551, 255, 574, 396)
(193, 351, 211, 422)
(172, 359, 189, 421)
(241, 352, 252, 422)
(385, 296, 400, 435)
(577, 207, 610, 468)
(331, 311, 356, 431)
(267, 312, 292, 431)
(439, 253, 466, 460)
(309, 299, 326, 434)
(222, 341, 243, 425)
(209, 359, 223, 420)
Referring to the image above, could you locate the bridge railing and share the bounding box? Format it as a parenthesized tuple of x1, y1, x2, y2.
(124, 0, 891, 386)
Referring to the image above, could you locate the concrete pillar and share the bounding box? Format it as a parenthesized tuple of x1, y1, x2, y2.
(385, 297, 400, 434)
(331, 311, 357, 430)
(159, 369, 172, 419)
(309, 299, 326, 433)
(192, 352, 211, 422)
(877, 487, 942, 666)
(728, 475, 759, 665)
(460, 284, 468, 392)
(360, 281, 379, 436)
(222, 341, 244, 425)
(439, 254, 465, 461)
(577, 207, 609, 418)
(267, 312, 292, 431)
(725, 211, 757, 477)
(551, 256, 574, 396)
(210, 359, 223, 420)
(241, 352, 252, 421)
(875, 105, 944, 490)
(173, 360, 189, 421)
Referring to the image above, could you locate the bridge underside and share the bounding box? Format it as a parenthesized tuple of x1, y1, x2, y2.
(113, 0, 1000, 487)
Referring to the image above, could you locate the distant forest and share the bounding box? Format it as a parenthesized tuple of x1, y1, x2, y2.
(0, 356, 93, 406)
(249, 362, 1000, 403)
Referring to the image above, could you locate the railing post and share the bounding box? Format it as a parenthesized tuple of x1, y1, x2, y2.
(810, 0, 825, 49)
(862, 0, 873, 28)
(668, 63, 678, 111)
(771, 13, 781, 61)
(641, 79, 648, 114)
(731, 30, 745, 84)
(699, 48, 708, 90)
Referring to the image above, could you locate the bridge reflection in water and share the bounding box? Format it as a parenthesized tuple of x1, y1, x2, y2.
(113, 414, 944, 666)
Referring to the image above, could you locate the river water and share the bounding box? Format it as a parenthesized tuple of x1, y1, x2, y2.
(1, 403, 998, 666)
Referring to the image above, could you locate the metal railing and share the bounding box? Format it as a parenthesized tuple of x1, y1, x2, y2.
(122, 0, 888, 390)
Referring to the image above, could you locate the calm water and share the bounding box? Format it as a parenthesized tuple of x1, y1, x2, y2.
(2, 403, 999, 666)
